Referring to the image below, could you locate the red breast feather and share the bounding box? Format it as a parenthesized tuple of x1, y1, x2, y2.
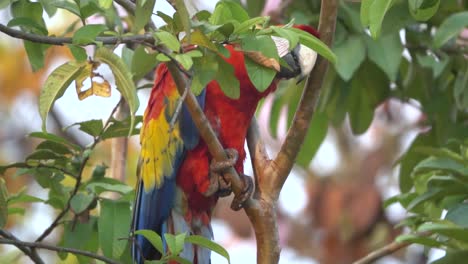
(177, 45, 280, 214)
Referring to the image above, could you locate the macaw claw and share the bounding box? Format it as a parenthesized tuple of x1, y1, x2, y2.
(230, 174, 253, 211)
(204, 149, 254, 211)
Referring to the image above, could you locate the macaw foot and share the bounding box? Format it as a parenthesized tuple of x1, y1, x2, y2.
(203, 148, 254, 211)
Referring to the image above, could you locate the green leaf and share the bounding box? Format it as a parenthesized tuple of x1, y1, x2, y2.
(234, 16, 269, 35)
(154, 31, 181, 52)
(0, 178, 8, 228)
(348, 60, 388, 134)
(454, 68, 468, 111)
(396, 234, 443, 247)
(433, 12, 468, 48)
(242, 35, 278, 91)
(175, 54, 194, 70)
(246, 0, 265, 17)
(414, 157, 467, 177)
(272, 27, 299, 51)
(134, 230, 164, 254)
(101, 115, 143, 139)
(39, 61, 86, 131)
(7, 17, 48, 35)
(165, 256, 191, 264)
(131, 46, 158, 81)
(210, 1, 249, 25)
(39, 0, 58, 17)
(408, 0, 440, 21)
(189, 30, 218, 51)
(11, 0, 45, 27)
(365, 33, 403, 81)
(289, 27, 337, 65)
(164, 233, 177, 255)
(79, 0, 103, 19)
(406, 188, 446, 211)
(215, 56, 240, 99)
(360, 0, 374, 26)
(191, 53, 218, 95)
(432, 251, 468, 264)
(7, 192, 44, 205)
(174, 0, 191, 41)
(29, 132, 82, 151)
(68, 119, 104, 137)
(446, 204, 468, 228)
(86, 182, 133, 195)
(52, 0, 81, 17)
(95, 47, 139, 136)
(68, 44, 88, 62)
(186, 235, 230, 263)
(134, 0, 156, 32)
(91, 164, 107, 179)
(37, 140, 73, 155)
(60, 217, 99, 263)
(417, 222, 468, 242)
(72, 24, 107, 45)
(70, 192, 94, 214)
(368, 0, 396, 39)
(416, 54, 449, 78)
(296, 111, 328, 168)
(98, 199, 132, 259)
(333, 35, 365, 81)
(98, 0, 113, 9)
(24, 41, 47, 71)
(26, 149, 64, 161)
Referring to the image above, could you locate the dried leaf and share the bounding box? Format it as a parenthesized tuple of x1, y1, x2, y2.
(75, 60, 111, 100)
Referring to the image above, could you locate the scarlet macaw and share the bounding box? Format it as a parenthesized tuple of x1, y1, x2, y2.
(132, 25, 319, 263)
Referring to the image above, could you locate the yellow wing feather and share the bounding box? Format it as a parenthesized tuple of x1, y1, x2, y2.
(139, 81, 183, 191)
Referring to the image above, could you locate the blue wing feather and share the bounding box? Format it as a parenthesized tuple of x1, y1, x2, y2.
(132, 150, 185, 263)
(181, 90, 206, 150)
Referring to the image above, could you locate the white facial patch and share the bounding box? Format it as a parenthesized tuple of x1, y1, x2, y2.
(298, 44, 317, 76)
(271, 36, 290, 58)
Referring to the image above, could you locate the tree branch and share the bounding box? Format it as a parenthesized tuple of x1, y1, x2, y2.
(0, 238, 121, 264)
(0, 230, 45, 264)
(352, 232, 432, 264)
(272, 0, 338, 191)
(0, 23, 154, 46)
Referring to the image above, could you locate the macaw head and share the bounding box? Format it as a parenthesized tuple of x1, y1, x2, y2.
(273, 25, 319, 82)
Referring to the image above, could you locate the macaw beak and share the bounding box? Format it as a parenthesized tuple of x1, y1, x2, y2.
(277, 45, 302, 79)
(272, 36, 318, 82)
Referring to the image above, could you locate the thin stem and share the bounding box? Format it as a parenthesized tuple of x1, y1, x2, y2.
(0, 238, 121, 264)
(0, 24, 154, 46)
(352, 232, 432, 264)
(35, 101, 122, 242)
(0, 230, 45, 264)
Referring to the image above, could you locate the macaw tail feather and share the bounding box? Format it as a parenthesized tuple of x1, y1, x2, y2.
(132, 176, 176, 263)
(168, 210, 213, 264)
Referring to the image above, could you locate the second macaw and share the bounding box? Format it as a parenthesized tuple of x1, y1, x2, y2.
(132, 25, 319, 264)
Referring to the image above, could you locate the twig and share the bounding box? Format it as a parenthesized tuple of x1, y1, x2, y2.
(35, 102, 122, 242)
(0, 230, 45, 264)
(110, 98, 129, 184)
(0, 24, 154, 46)
(114, 0, 157, 30)
(0, 238, 121, 264)
(352, 232, 432, 264)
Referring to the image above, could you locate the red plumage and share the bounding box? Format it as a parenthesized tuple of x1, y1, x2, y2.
(176, 45, 279, 224)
